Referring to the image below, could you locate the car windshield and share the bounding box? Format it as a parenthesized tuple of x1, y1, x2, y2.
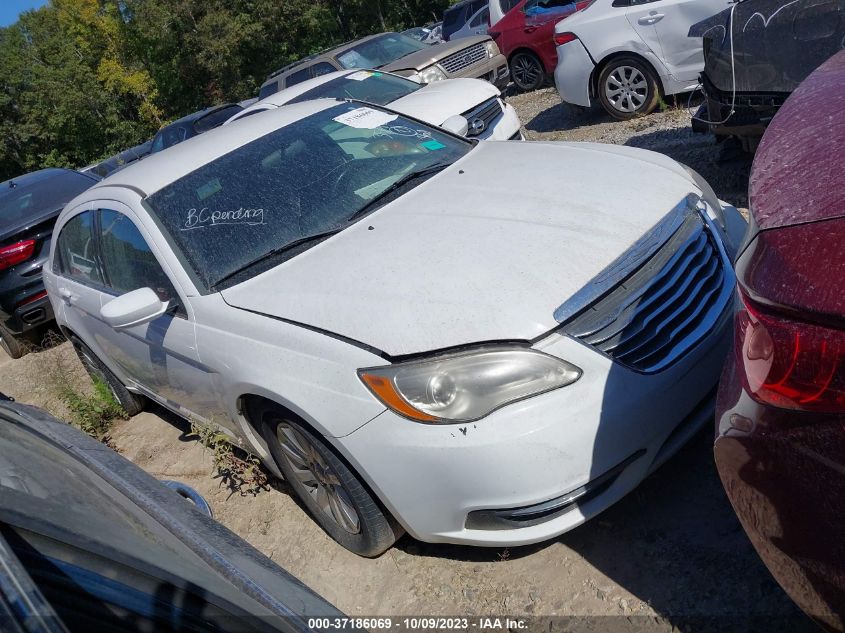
(145, 102, 472, 291)
(336, 34, 427, 69)
(289, 71, 422, 106)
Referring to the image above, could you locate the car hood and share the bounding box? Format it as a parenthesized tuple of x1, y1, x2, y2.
(221, 141, 701, 357)
(390, 79, 500, 124)
(381, 35, 491, 73)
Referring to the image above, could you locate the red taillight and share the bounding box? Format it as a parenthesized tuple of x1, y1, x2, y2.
(736, 291, 845, 412)
(554, 32, 578, 47)
(575, 0, 596, 10)
(16, 290, 48, 308)
(0, 240, 36, 271)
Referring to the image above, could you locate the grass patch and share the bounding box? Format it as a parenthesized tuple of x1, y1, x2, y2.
(41, 333, 127, 440)
(188, 421, 270, 498)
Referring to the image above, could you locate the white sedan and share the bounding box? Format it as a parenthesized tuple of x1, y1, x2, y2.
(45, 99, 746, 556)
(228, 69, 522, 141)
(553, 0, 725, 119)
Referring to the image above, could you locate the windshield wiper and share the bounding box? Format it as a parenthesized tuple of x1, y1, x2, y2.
(346, 162, 451, 223)
(212, 228, 343, 290)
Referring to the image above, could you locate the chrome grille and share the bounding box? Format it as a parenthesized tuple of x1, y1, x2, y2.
(561, 211, 732, 373)
(462, 98, 503, 137)
(440, 43, 488, 75)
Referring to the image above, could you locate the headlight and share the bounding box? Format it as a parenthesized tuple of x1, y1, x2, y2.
(484, 40, 499, 58)
(411, 64, 448, 83)
(359, 347, 581, 423)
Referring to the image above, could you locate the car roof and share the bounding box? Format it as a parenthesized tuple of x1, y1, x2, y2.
(159, 102, 242, 130)
(265, 33, 398, 80)
(90, 99, 340, 197)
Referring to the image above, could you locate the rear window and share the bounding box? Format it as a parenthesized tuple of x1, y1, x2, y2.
(0, 171, 95, 231)
(289, 71, 422, 106)
(194, 105, 244, 134)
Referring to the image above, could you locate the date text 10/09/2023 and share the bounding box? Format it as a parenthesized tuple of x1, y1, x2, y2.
(307, 618, 528, 631)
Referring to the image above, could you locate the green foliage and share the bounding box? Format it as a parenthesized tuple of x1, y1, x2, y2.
(63, 376, 127, 438)
(188, 421, 269, 497)
(1, 0, 450, 180)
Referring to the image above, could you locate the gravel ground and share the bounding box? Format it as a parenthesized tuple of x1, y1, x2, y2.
(0, 90, 805, 632)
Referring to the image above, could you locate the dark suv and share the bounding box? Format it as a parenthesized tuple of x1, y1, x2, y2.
(442, 0, 488, 41)
(0, 168, 98, 357)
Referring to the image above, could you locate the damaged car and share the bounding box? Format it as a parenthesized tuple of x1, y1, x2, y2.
(690, 0, 845, 152)
(227, 70, 522, 141)
(714, 50, 845, 630)
(44, 99, 746, 557)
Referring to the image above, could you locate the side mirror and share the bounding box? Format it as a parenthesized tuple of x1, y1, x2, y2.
(100, 287, 169, 330)
(441, 114, 469, 136)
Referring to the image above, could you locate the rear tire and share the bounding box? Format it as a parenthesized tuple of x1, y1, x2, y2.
(510, 51, 545, 92)
(253, 401, 401, 557)
(69, 336, 146, 416)
(597, 57, 660, 120)
(0, 323, 26, 359)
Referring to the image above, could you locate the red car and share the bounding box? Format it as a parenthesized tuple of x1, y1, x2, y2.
(489, 0, 588, 91)
(715, 50, 845, 631)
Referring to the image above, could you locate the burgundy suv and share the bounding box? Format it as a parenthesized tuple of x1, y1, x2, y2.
(715, 50, 845, 631)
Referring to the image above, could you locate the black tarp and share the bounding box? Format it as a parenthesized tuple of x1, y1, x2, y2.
(690, 0, 845, 95)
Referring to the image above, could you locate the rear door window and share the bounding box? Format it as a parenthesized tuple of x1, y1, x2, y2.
(55, 211, 104, 286)
(286, 67, 312, 87)
(312, 62, 338, 77)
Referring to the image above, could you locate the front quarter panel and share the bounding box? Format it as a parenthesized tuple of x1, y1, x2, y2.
(190, 293, 387, 444)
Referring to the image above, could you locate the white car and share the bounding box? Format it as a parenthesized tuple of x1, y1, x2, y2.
(553, 0, 727, 119)
(228, 69, 521, 141)
(44, 99, 746, 556)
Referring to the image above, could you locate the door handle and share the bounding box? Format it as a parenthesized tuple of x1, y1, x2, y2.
(524, 26, 537, 33)
(638, 12, 664, 25)
(58, 288, 78, 304)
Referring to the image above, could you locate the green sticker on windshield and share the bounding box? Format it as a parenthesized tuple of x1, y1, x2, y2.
(421, 140, 445, 151)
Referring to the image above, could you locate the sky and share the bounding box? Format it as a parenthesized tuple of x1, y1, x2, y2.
(0, 0, 48, 27)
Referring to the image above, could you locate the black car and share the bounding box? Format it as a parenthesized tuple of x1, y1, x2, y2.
(0, 168, 98, 358)
(0, 396, 345, 632)
(690, 0, 845, 152)
(151, 104, 244, 154)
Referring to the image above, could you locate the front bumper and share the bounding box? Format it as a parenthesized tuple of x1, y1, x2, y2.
(342, 305, 734, 546)
(554, 40, 594, 108)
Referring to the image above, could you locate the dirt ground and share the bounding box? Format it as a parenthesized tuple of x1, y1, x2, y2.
(0, 91, 812, 631)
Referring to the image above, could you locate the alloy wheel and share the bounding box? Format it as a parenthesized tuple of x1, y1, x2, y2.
(604, 66, 648, 114)
(512, 54, 541, 90)
(276, 423, 361, 534)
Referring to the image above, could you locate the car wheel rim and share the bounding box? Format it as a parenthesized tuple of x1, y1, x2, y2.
(276, 423, 361, 535)
(513, 55, 539, 87)
(605, 66, 648, 113)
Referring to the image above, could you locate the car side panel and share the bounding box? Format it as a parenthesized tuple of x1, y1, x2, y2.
(189, 293, 387, 445)
(554, 39, 595, 106)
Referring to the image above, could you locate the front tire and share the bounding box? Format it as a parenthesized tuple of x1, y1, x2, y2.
(254, 402, 401, 557)
(510, 51, 545, 92)
(597, 57, 660, 120)
(69, 335, 146, 416)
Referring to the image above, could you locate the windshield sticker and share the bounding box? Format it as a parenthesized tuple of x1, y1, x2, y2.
(196, 178, 223, 201)
(333, 107, 398, 129)
(421, 139, 445, 151)
(347, 70, 374, 81)
(182, 207, 265, 231)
